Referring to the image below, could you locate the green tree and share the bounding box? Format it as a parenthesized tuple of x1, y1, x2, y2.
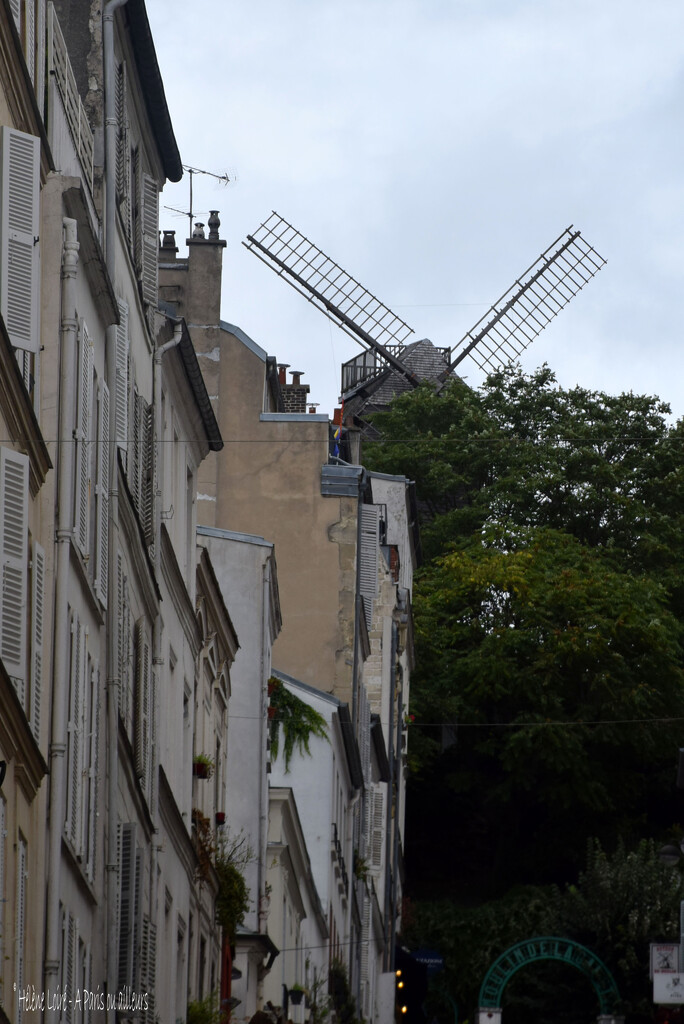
(364, 366, 684, 894)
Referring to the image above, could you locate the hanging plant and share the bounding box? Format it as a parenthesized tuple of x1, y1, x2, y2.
(268, 676, 328, 772)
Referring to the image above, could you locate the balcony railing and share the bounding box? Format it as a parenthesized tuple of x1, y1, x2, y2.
(47, 3, 94, 192)
(331, 822, 348, 891)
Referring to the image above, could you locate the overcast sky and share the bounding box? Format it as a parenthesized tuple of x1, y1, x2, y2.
(147, 0, 684, 419)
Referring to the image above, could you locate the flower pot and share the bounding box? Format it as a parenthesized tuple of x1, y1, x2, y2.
(193, 762, 209, 779)
(289, 989, 305, 1006)
(215, 812, 226, 826)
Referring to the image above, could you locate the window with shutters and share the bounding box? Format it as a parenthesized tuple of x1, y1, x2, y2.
(134, 617, 152, 798)
(94, 380, 109, 607)
(358, 504, 380, 633)
(115, 62, 131, 241)
(131, 388, 154, 543)
(29, 539, 45, 744)
(66, 613, 90, 859)
(115, 299, 129, 461)
(59, 908, 76, 1024)
(0, 127, 40, 354)
(117, 823, 142, 993)
(82, 657, 99, 882)
(117, 553, 133, 733)
(75, 319, 93, 559)
(16, 835, 27, 1024)
(370, 785, 385, 874)
(0, 447, 29, 696)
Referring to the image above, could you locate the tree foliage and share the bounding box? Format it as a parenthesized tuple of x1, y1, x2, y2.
(364, 366, 684, 894)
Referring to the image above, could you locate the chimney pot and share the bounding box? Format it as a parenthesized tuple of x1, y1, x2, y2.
(333, 407, 342, 425)
(162, 229, 176, 248)
(208, 210, 220, 240)
(278, 363, 290, 386)
(290, 370, 304, 386)
(308, 404, 320, 414)
(193, 222, 205, 239)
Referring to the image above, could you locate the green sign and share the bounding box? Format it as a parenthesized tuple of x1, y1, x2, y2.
(478, 936, 620, 1013)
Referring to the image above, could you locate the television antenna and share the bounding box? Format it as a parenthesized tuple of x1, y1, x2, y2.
(243, 212, 606, 411)
(163, 163, 234, 240)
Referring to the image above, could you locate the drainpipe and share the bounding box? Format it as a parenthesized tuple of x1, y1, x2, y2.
(103, 2, 128, 1018)
(391, 664, 404, 973)
(259, 557, 271, 929)
(44, 217, 79, 1011)
(383, 621, 397, 973)
(351, 472, 366, 733)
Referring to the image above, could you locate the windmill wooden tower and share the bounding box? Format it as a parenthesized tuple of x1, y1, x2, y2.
(244, 213, 606, 431)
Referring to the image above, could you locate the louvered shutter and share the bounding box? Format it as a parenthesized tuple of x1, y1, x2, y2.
(117, 823, 136, 990)
(67, 618, 85, 853)
(370, 786, 384, 872)
(75, 320, 93, 557)
(25, 0, 35, 83)
(95, 380, 109, 606)
(145, 920, 157, 1024)
(131, 388, 141, 509)
(131, 848, 143, 987)
(115, 62, 131, 240)
(9, 0, 20, 30)
(115, 300, 129, 455)
(140, 173, 159, 308)
(359, 504, 379, 632)
(86, 662, 99, 881)
(359, 687, 371, 786)
(65, 913, 75, 1024)
(0, 127, 40, 352)
(142, 398, 154, 543)
(135, 617, 150, 784)
(0, 447, 28, 691)
(30, 540, 44, 744)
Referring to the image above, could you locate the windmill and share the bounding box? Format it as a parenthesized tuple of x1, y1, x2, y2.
(243, 212, 606, 427)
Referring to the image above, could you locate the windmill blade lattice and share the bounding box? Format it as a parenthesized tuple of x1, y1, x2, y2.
(244, 212, 420, 387)
(440, 226, 606, 384)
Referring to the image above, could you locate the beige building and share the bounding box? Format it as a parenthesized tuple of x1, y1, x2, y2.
(159, 216, 419, 1021)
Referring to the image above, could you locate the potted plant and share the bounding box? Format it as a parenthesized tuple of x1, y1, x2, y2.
(215, 811, 226, 826)
(193, 753, 215, 779)
(289, 984, 308, 1006)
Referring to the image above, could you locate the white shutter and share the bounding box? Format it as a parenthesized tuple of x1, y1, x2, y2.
(132, 849, 142, 986)
(9, 0, 20, 30)
(0, 447, 29, 690)
(117, 823, 136, 991)
(359, 504, 379, 632)
(25, 0, 35, 83)
(65, 913, 75, 1024)
(86, 662, 99, 881)
(135, 617, 150, 784)
(35, 0, 46, 119)
(67, 618, 85, 853)
(75, 320, 93, 556)
(115, 300, 129, 455)
(30, 540, 44, 744)
(370, 786, 385, 872)
(0, 127, 40, 352)
(142, 398, 154, 543)
(115, 62, 131, 240)
(95, 380, 109, 606)
(16, 837, 26, 1024)
(140, 173, 159, 308)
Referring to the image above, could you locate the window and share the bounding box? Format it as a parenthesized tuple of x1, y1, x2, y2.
(0, 127, 40, 354)
(0, 447, 29, 690)
(359, 504, 380, 631)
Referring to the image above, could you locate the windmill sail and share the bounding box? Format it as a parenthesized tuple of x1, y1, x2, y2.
(437, 226, 606, 386)
(244, 213, 606, 410)
(244, 212, 420, 388)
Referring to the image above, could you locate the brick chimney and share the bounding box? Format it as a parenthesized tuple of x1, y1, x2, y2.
(281, 370, 310, 413)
